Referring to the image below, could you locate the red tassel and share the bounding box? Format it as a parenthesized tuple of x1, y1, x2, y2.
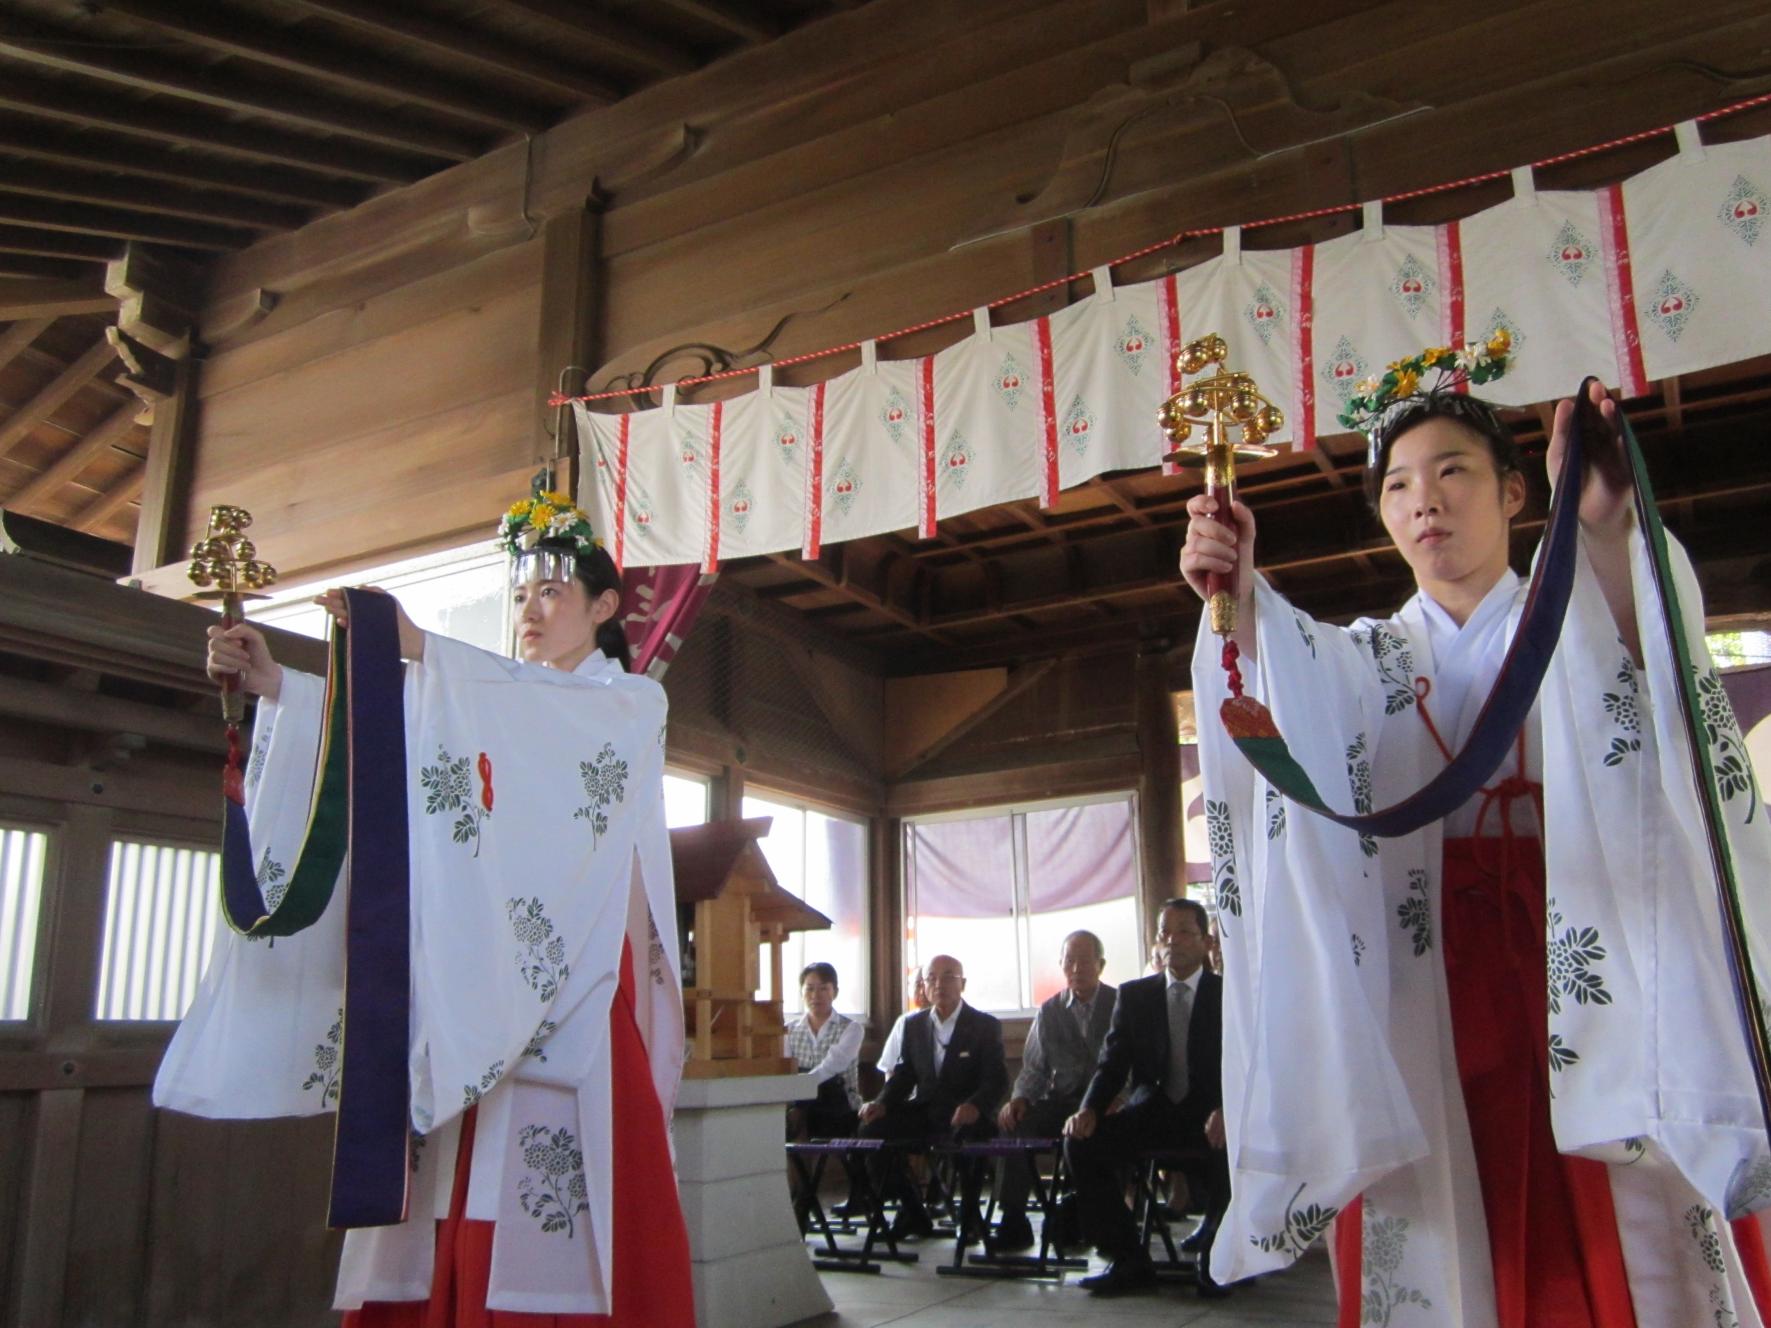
(222, 723, 246, 806)
(1221, 639, 1245, 698)
(478, 752, 494, 812)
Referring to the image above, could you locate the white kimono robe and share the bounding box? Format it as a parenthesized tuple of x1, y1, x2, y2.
(1192, 527, 1771, 1326)
(154, 637, 684, 1316)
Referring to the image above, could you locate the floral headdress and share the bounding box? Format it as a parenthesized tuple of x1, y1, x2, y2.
(1339, 328, 1512, 467)
(495, 478, 603, 586)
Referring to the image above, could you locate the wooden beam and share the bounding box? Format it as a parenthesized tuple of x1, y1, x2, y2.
(0, 339, 118, 464)
(534, 199, 604, 471)
(0, 278, 116, 320)
(0, 192, 258, 253)
(649, 0, 778, 43)
(95, 0, 560, 134)
(491, 0, 701, 76)
(0, 122, 366, 210)
(0, 160, 312, 232)
(0, 254, 95, 281)
(74, 465, 146, 535)
(0, 12, 487, 161)
(0, 224, 123, 262)
(130, 358, 197, 576)
(0, 317, 52, 376)
(0, 70, 437, 185)
(886, 658, 1055, 777)
(289, 0, 625, 103)
(767, 549, 955, 645)
(6, 402, 142, 514)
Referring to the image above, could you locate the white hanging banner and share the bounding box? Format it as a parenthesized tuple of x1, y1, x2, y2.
(574, 128, 1771, 567)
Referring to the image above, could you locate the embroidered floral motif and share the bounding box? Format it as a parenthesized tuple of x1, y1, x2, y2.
(1726, 1155, 1771, 1220)
(247, 732, 270, 787)
(1266, 785, 1287, 841)
(1546, 1033, 1580, 1075)
(257, 849, 288, 912)
(1696, 665, 1759, 821)
(1322, 336, 1369, 406)
(829, 459, 863, 517)
(1207, 798, 1240, 917)
(1622, 1136, 1647, 1166)
(1547, 220, 1596, 287)
(1347, 733, 1378, 858)
(413, 1104, 433, 1132)
(462, 1059, 505, 1110)
(1244, 284, 1286, 346)
(574, 742, 629, 843)
(1397, 869, 1432, 956)
(1351, 933, 1365, 967)
(1361, 1209, 1432, 1324)
(302, 1008, 342, 1105)
(1349, 625, 1415, 715)
(1060, 394, 1096, 457)
(995, 352, 1026, 411)
(410, 1133, 428, 1176)
(1687, 1204, 1727, 1274)
(728, 480, 755, 534)
(1295, 613, 1316, 659)
(1251, 1181, 1338, 1257)
(938, 429, 973, 490)
(518, 1124, 590, 1238)
(1602, 648, 1643, 767)
(420, 745, 491, 857)
(508, 897, 570, 1001)
(1390, 255, 1433, 320)
(879, 388, 911, 445)
(1546, 898, 1611, 1015)
(1115, 314, 1152, 376)
(1644, 270, 1700, 343)
(1719, 174, 1767, 247)
(523, 1020, 559, 1064)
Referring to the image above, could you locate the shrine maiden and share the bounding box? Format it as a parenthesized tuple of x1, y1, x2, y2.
(1182, 354, 1771, 1327)
(155, 489, 694, 1325)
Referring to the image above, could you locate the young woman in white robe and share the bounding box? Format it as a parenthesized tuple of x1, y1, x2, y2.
(175, 505, 696, 1327)
(1181, 380, 1771, 1327)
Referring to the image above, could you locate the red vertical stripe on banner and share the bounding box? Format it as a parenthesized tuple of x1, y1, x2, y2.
(613, 413, 630, 571)
(1291, 246, 1316, 450)
(1599, 183, 1649, 397)
(703, 401, 723, 574)
(1035, 316, 1059, 508)
(803, 382, 825, 560)
(1157, 273, 1182, 475)
(918, 356, 937, 539)
(1436, 221, 1468, 393)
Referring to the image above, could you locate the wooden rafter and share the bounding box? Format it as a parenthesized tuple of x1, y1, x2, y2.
(0, 122, 366, 210)
(5, 403, 142, 514)
(0, 71, 437, 184)
(0, 319, 52, 376)
(72, 466, 146, 534)
(766, 549, 954, 645)
(490, 0, 702, 76)
(287, 0, 625, 103)
(93, 0, 561, 134)
(0, 161, 312, 233)
(0, 279, 116, 320)
(0, 255, 95, 281)
(0, 14, 486, 161)
(0, 193, 255, 254)
(649, 0, 778, 43)
(0, 225, 123, 262)
(0, 340, 119, 464)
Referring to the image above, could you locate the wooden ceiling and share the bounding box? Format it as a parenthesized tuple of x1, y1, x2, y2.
(0, 0, 866, 546)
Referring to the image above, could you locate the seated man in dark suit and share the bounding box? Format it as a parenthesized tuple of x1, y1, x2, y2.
(991, 929, 1117, 1251)
(1064, 898, 1231, 1299)
(857, 952, 1007, 1238)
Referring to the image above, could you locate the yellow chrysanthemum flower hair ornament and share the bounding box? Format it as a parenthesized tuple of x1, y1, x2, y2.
(495, 475, 604, 586)
(1341, 327, 1513, 470)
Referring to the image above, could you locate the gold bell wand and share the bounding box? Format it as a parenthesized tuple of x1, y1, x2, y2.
(187, 505, 277, 798)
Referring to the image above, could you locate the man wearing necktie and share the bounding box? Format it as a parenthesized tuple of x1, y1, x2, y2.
(1064, 898, 1230, 1299)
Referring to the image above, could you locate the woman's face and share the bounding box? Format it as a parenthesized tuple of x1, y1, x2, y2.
(512, 577, 612, 671)
(1378, 417, 1524, 605)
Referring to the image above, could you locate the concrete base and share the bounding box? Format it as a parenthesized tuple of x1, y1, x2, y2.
(675, 1072, 833, 1328)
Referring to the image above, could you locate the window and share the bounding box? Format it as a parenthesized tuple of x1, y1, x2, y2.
(252, 543, 511, 653)
(95, 840, 222, 1021)
(663, 771, 711, 828)
(741, 792, 870, 1017)
(904, 793, 1142, 1014)
(0, 825, 49, 1021)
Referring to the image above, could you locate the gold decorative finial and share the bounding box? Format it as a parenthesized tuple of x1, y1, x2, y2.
(188, 505, 277, 724)
(1158, 335, 1283, 635)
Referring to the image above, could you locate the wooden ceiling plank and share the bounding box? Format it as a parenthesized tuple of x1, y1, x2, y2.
(287, 0, 625, 103)
(0, 339, 118, 463)
(0, 224, 123, 262)
(72, 464, 145, 534)
(0, 14, 486, 160)
(0, 160, 312, 233)
(490, 0, 702, 76)
(5, 401, 142, 513)
(0, 279, 115, 320)
(0, 254, 96, 280)
(649, 0, 778, 43)
(0, 71, 437, 185)
(0, 193, 255, 253)
(94, 0, 559, 134)
(0, 122, 366, 210)
(0, 318, 53, 376)
(766, 550, 954, 644)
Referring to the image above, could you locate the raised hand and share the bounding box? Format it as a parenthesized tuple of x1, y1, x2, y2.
(1546, 378, 1631, 536)
(206, 622, 283, 701)
(1179, 492, 1257, 608)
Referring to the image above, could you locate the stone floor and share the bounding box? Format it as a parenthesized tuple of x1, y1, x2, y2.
(790, 1236, 1339, 1327)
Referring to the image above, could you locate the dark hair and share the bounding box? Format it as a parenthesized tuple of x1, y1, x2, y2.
(1160, 897, 1210, 936)
(562, 544, 633, 673)
(1061, 929, 1105, 961)
(1362, 392, 1523, 512)
(799, 962, 839, 989)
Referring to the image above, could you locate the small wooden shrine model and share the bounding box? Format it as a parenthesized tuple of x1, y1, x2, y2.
(671, 817, 831, 1079)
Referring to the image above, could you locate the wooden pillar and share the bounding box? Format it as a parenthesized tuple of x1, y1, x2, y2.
(1135, 645, 1181, 935)
(130, 358, 198, 578)
(870, 814, 901, 1039)
(533, 197, 605, 499)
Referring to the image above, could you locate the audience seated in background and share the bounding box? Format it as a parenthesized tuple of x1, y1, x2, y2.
(857, 954, 1007, 1238)
(786, 961, 863, 1140)
(875, 965, 927, 1077)
(1064, 899, 1231, 1301)
(991, 930, 1117, 1252)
